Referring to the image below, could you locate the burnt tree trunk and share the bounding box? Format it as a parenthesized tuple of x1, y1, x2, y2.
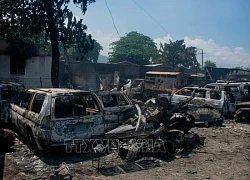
(44, 0, 60, 88)
(63, 45, 72, 89)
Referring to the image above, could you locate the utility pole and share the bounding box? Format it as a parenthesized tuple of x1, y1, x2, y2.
(201, 49, 204, 70)
(198, 49, 205, 70)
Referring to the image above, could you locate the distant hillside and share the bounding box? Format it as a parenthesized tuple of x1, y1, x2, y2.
(98, 55, 108, 63)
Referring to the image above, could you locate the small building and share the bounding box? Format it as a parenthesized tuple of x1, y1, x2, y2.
(59, 61, 180, 91)
(145, 71, 189, 90)
(0, 40, 52, 88)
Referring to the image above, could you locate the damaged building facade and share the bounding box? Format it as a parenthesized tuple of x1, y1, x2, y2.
(0, 40, 52, 88)
(59, 60, 181, 90)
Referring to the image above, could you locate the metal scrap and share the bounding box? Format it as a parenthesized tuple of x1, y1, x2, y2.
(105, 92, 205, 161)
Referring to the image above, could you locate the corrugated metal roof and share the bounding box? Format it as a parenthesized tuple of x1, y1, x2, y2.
(146, 71, 181, 75)
(29, 88, 90, 95)
(144, 64, 163, 67)
(190, 73, 205, 77)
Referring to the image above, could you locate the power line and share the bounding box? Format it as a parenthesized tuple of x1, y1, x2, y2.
(104, 0, 120, 38)
(132, 0, 175, 41)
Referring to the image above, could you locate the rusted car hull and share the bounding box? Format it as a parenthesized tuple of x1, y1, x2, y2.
(234, 102, 250, 121)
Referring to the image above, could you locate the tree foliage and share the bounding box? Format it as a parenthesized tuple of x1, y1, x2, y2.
(154, 40, 198, 69)
(79, 40, 103, 63)
(0, 0, 95, 87)
(60, 40, 103, 62)
(204, 60, 217, 68)
(108, 31, 157, 65)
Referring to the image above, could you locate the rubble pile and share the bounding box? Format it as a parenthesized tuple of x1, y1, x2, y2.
(104, 94, 206, 161)
(0, 82, 238, 178)
(48, 162, 72, 180)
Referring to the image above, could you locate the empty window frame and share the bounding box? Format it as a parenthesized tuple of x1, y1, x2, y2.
(10, 56, 25, 75)
(195, 89, 206, 98)
(54, 94, 100, 118)
(101, 94, 128, 107)
(176, 88, 193, 96)
(21, 92, 33, 109)
(31, 94, 45, 114)
(209, 91, 221, 100)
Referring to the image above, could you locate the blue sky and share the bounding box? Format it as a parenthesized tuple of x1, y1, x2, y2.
(69, 0, 250, 68)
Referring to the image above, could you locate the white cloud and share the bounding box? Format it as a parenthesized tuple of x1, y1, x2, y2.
(154, 34, 172, 47)
(87, 30, 119, 56)
(154, 35, 250, 68)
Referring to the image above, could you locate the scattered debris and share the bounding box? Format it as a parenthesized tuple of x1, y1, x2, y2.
(105, 92, 205, 161)
(48, 162, 72, 180)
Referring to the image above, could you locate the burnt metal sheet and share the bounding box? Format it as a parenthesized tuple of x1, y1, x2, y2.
(146, 71, 181, 75)
(236, 101, 250, 110)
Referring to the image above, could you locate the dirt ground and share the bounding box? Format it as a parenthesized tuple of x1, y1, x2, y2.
(1, 120, 250, 180)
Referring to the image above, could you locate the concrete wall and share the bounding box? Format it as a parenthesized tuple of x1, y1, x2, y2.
(0, 55, 10, 78)
(59, 61, 180, 91)
(0, 55, 52, 88)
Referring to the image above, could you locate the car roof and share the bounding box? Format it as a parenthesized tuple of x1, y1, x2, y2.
(180, 87, 221, 92)
(207, 82, 250, 86)
(0, 81, 24, 87)
(97, 91, 125, 96)
(26, 88, 92, 96)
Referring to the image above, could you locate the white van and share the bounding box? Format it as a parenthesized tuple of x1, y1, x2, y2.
(205, 82, 250, 103)
(159, 87, 236, 117)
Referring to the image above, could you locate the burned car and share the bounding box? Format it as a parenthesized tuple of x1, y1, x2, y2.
(9, 88, 108, 151)
(0, 81, 24, 124)
(205, 82, 250, 103)
(234, 101, 250, 121)
(128, 79, 146, 100)
(105, 93, 204, 161)
(97, 91, 137, 130)
(158, 87, 235, 120)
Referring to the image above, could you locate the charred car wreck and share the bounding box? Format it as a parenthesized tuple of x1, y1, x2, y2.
(0, 81, 24, 123)
(9, 88, 205, 159)
(105, 92, 205, 161)
(234, 101, 250, 121)
(158, 87, 235, 123)
(9, 88, 109, 151)
(0, 81, 23, 151)
(9, 88, 139, 151)
(97, 91, 137, 130)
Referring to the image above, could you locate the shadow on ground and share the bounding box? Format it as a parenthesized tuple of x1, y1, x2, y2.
(0, 153, 4, 180)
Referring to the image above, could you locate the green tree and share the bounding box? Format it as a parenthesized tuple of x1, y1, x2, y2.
(84, 40, 103, 63)
(0, 0, 95, 87)
(62, 40, 103, 63)
(204, 60, 217, 68)
(108, 31, 158, 65)
(155, 40, 198, 69)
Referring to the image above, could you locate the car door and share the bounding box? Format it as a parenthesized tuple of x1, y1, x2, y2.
(223, 92, 236, 114)
(10, 91, 33, 136)
(27, 93, 46, 128)
(204, 90, 223, 110)
(9, 91, 23, 128)
(191, 89, 207, 108)
(50, 93, 105, 143)
(101, 93, 134, 130)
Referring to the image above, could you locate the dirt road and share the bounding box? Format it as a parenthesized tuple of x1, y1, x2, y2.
(1, 121, 250, 180)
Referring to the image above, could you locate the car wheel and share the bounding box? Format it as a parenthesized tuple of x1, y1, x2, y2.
(217, 119, 223, 127)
